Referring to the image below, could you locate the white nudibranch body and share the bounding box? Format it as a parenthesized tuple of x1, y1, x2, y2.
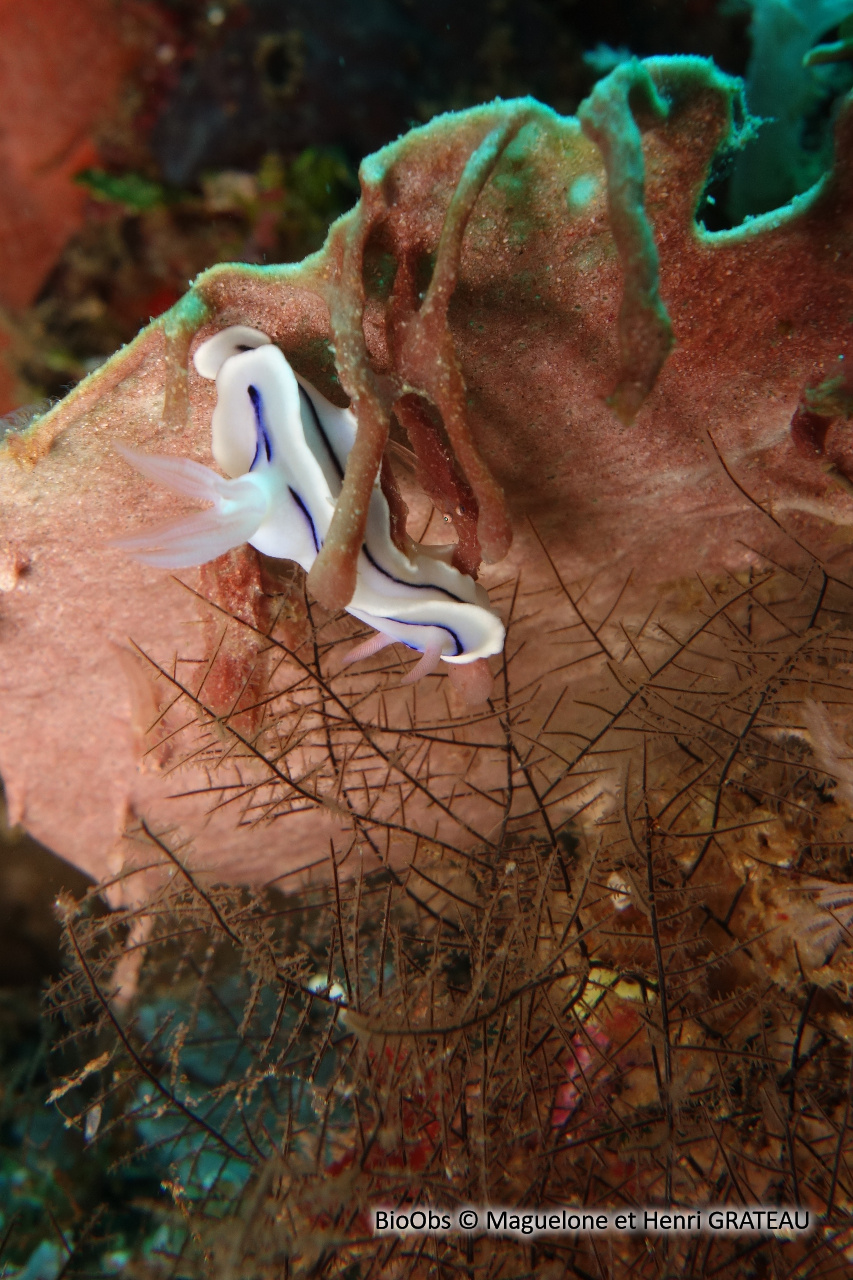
(114, 324, 505, 682)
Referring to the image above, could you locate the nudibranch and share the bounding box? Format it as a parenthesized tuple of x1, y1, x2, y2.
(114, 325, 505, 683)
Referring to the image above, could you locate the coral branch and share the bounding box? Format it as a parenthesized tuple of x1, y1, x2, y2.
(394, 113, 526, 565)
(308, 185, 395, 609)
(578, 59, 673, 424)
(309, 110, 524, 607)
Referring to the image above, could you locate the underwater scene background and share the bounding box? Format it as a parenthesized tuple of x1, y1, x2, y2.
(2, 1, 853, 1276)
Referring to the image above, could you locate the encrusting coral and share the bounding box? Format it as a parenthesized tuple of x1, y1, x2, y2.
(1, 54, 852, 897)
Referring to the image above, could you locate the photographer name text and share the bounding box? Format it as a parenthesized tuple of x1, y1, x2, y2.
(372, 1206, 813, 1238)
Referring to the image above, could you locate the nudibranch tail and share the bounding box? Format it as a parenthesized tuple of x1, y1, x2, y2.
(113, 445, 270, 569)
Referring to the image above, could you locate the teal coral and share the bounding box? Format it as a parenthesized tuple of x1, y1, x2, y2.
(731, 0, 853, 218)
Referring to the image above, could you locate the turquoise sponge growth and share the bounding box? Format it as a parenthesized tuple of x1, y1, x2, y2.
(731, 0, 853, 217)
